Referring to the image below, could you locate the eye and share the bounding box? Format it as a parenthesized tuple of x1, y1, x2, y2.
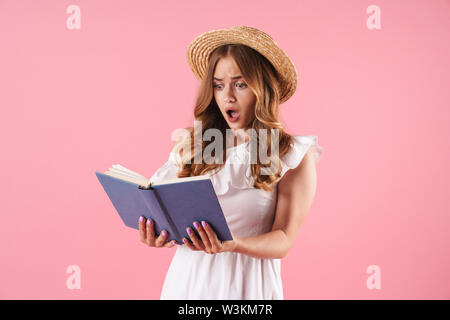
(213, 83, 247, 89)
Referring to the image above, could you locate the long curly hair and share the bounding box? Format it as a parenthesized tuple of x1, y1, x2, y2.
(173, 44, 294, 192)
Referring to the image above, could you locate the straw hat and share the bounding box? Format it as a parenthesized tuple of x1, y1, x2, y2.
(186, 25, 298, 104)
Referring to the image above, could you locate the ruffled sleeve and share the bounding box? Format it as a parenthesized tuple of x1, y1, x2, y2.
(148, 151, 181, 185)
(279, 135, 323, 177)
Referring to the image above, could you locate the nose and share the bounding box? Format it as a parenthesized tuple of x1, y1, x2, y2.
(224, 84, 236, 103)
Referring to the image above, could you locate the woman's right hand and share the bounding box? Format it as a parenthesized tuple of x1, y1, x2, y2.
(138, 216, 177, 248)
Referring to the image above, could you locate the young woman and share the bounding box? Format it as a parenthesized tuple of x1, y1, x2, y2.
(138, 26, 323, 299)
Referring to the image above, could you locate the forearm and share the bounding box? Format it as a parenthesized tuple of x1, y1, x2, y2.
(232, 229, 290, 259)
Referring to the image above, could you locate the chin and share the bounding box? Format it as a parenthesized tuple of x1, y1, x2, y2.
(228, 123, 242, 130)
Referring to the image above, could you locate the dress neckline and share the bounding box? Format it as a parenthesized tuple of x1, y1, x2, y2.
(225, 140, 249, 151)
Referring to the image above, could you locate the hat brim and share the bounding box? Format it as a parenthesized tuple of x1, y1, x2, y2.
(187, 26, 298, 104)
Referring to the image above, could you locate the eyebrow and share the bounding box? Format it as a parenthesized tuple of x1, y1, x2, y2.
(213, 75, 242, 81)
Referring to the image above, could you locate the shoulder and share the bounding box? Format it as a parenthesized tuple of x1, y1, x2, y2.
(302, 147, 316, 165)
(170, 127, 192, 153)
(278, 147, 317, 195)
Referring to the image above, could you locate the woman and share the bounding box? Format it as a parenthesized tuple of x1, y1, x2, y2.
(138, 26, 323, 299)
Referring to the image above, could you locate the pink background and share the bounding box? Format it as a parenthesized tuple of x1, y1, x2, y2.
(1, 0, 449, 299)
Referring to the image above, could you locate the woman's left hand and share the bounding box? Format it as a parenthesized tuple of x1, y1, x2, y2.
(183, 221, 237, 254)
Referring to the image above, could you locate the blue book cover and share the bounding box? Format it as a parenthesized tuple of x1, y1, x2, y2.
(95, 167, 233, 245)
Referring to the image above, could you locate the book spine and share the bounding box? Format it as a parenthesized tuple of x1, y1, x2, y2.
(152, 190, 183, 243)
(138, 188, 182, 243)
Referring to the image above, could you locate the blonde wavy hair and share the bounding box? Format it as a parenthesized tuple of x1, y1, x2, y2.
(173, 44, 294, 192)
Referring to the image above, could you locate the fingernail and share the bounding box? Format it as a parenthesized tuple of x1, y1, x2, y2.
(147, 219, 152, 225)
(193, 221, 200, 229)
(186, 227, 192, 234)
(139, 216, 144, 222)
(162, 230, 167, 236)
(172, 240, 177, 245)
(201, 221, 207, 227)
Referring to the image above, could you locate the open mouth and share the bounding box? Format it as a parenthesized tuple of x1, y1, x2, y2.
(226, 109, 240, 122)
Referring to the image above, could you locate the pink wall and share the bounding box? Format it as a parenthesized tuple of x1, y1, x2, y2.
(1, 0, 449, 299)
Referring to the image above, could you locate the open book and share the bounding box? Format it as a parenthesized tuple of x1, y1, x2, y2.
(95, 165, 233, 245)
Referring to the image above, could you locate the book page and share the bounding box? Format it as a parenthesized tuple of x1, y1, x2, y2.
(111, 164, 147, 179)
(151, 174, 210, 186)
(103, 171, 149, 187)
(102, 164, 210, 188)
(108, 167, 143, 179)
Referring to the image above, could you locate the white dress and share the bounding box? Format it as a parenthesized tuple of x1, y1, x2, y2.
(149, 135, 323, 300)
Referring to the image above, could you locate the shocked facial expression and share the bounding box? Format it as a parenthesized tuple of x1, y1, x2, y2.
(213, 56, 256, 133)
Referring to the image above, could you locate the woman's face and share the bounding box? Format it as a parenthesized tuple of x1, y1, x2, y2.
(213, 56, 256, 135)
